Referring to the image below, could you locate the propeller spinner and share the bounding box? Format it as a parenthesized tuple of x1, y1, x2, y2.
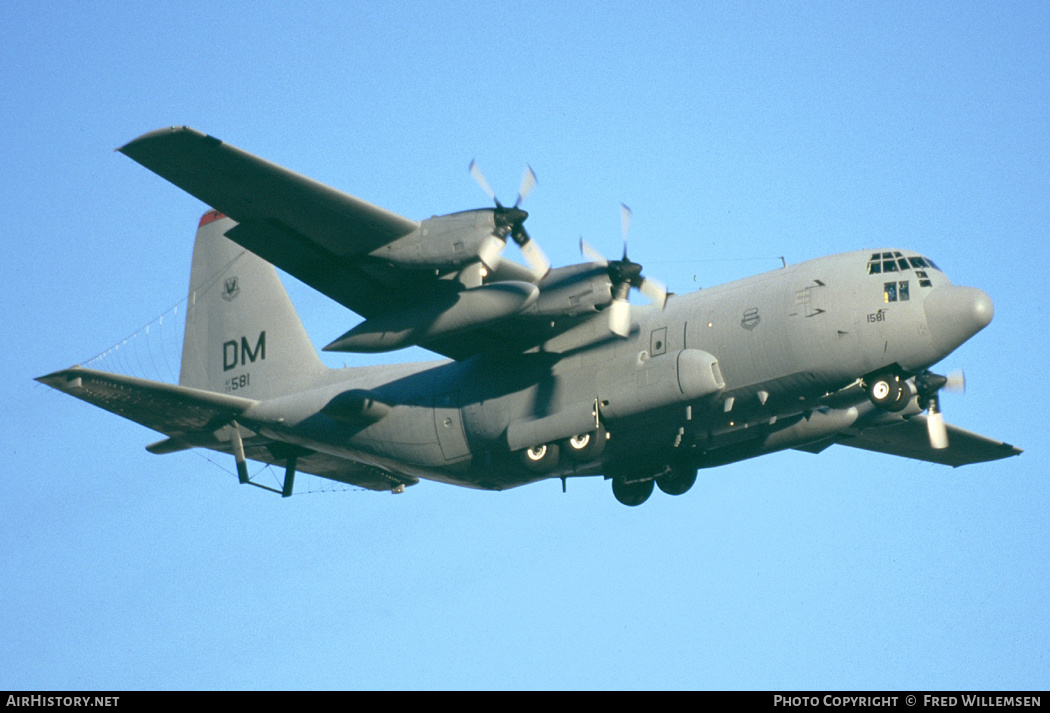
(581, 204, 667, 338)
(469, 160, 550, 278)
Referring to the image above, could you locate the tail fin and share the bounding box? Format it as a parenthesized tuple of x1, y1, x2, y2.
(180, 210, 329, 400)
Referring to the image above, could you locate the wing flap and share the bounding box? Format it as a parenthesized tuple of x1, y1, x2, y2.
(118, 126, 420, 257)
(830, 415, 1022, 467)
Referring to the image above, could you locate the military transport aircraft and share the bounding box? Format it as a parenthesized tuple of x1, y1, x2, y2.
(37, 127, 1021, 505)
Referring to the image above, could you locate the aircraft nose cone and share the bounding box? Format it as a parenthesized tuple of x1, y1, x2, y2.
(924, 286, 994, 355)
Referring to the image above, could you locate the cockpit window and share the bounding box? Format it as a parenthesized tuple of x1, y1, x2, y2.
(884, 282, 897, 302)
(884, 280, 910, 302)
(866, 252, 941, 278)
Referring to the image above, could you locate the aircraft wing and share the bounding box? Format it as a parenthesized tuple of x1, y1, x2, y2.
(799, 415, 1022, 467)
(118, 127, 525, 358)
(119, 127, 420, 259)
(36, 367, 415, 492)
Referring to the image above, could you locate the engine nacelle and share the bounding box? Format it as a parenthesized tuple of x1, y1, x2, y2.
(521, 263, 614, 318)
(761, 407, 859, 451)
(324, 281, 539, 353)
(369, 210, 500, 271)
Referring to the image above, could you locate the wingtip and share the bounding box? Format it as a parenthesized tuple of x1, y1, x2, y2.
(35, 366, 85, 390)
(116, 125, 209, 156)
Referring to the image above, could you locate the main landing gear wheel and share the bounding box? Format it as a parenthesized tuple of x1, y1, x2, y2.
(611, 477, 654, 507)
(656, 465, 697, 496)
(563, 424, 607, 462)
(866, 373, 909, 412)
(519, 442, 560, 473)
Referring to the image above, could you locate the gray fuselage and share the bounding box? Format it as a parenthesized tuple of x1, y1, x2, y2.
(240, 248, 991, 490)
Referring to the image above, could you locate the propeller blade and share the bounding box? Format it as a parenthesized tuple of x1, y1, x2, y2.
(638, 276, 668, 309)
(609, 298, 631, 338)
(927, 410, 949, 450)
(944, 369, 966, 394)
(914, 370, 954, 449)
(620, 203, 632, 259)
(520, 237, 551, 278)
(469, 159, 497, 203)
(515, 165, 537, 207)
(580, 238, 608, 266)
(477, 235, 506, 271)
(469, 160, 548, 276)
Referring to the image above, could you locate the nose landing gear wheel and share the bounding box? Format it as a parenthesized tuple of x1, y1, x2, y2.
(866, 373, 909, 412)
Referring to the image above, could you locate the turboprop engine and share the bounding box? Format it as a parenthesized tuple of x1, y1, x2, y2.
(368, 161, 550, 278)
(369, 210, 503, 272)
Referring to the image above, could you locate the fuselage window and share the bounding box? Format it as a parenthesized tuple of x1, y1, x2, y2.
(899, 280, 910, 301)
(884, 282, 898, 302)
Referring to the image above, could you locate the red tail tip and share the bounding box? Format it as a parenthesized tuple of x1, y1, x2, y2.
(198, 210, 227, 227)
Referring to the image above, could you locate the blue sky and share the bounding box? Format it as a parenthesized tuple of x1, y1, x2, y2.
(3, 1, 1048, 690)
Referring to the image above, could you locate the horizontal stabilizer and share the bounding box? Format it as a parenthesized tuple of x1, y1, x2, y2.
(36, 367, 255, 436)
(38, 367, 417, 493)
(146, 436, 197, 455)
(145, 430, 243, 455)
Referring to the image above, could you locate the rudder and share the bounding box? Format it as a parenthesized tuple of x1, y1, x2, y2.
(180, 210, 328, 400)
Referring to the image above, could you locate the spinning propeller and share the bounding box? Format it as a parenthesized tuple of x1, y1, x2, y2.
(469, 160, 550, 277)
(580, 204, 668, 338)
(915, 369, 966, 449)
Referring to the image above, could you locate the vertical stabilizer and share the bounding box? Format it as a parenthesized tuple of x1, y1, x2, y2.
(180, 210, 328, 400)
